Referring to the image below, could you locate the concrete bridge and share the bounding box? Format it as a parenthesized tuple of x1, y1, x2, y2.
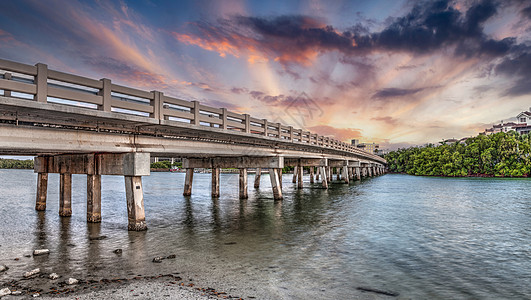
(0, 58, 386, 231)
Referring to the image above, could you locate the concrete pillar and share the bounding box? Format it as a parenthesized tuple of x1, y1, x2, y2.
(297, 165, 303, 189)
(327, 166, 331, 183)
(59, 173, 72, 217)
(239, 168, 248, 199)
(35, 172, 48, 211)
(348, 167, 354, 180)
(342, 166, 349, 184)
(356, 167, 361, 180)
(87, 174, 102, 222)
(269, 168, 283, 200)
(292, 166, 298, 183)
(254, 168, 261, 188)
(125, 176, 147, 231)
(316, 167, 320, 181)
(211, 168, 220, 198)
(368, 167, 372, 177)
(320, 166, 328, 189)
(310, 167, 314, 183)
(183, 168, 194, 196)
(277, 168, 283, 190)
(337, 168, 341, 181)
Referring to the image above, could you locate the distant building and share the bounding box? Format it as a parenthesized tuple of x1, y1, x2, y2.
(484, 107, 531, 135)
(353, 140, 380, 154)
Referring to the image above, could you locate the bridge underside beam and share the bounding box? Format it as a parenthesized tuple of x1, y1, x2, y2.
(182, 156, 283, 169)
(284, 158, 327, 167)
(34, 153, 150, 176)
(328, 160, 348, 168)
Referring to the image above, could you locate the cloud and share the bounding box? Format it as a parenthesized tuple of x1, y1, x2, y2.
(372, 87, 424, 99)
(495, 46, 531, 96)
(371, 116, 399, 126)
(520, 5, 531, 19)
(307, 125, 363, 142)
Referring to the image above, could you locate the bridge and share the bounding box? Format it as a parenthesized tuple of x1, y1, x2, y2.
(0, 58, 386, 231)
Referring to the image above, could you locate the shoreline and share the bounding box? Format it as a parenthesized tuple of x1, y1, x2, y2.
(2, 272, 244, 299)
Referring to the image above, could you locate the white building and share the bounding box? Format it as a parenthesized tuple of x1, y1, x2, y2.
(484, 108, 531, 135)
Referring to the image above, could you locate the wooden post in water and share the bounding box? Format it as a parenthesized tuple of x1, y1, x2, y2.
(59, 173, 72, 217)
(320, 166, 328, 189)
(239, 168, 248, 199)
(211, 168, 220, 198)
(125, 176, 147, 231)
(269, 168, 283, 200)
(254, 168, 261, 188)
(35, 172, 48, 211)
(183, 168, 194, 196)
(87, 174, 101, 222)
(310, 167, 314, 183)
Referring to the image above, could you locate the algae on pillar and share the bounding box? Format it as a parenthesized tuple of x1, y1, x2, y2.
(125, 176, 147, 231)
(59, 173, 72, 217)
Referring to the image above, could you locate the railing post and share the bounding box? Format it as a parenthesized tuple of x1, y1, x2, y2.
(99, 78, 111, 112)
(3, 72, 11, 97)
(277, 123, 282, 139)
(151, 91, 163, 120)
(34, 63, 48, 103)
(221, 108, 227, 130)
(244, 114, 250, 133)
(289, 126, 293, 141)
(263, 119, 268, 137)
(191, 100, 200, 125)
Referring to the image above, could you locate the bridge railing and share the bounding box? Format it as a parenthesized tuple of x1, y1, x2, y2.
(0, 58, 385, 163)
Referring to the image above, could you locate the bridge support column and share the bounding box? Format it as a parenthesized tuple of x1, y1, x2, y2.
(35, 172, 48, 211)
(320, 166, 328, 189)
(342, 166, 349, 184)
(310, 167, 314, 183)
(277, 168, 283, 190)
(239, 168, 248, 199)
(327, 166, 331, 183)
(87, 174, 101, 222)
(125, 176, 147, 231)
(297, 165, 303, 189)
(356, 167, 361, 180)
(337, 168, 341, 181)
(183, 168, 194, 196)
(368, 167, 373, 177)
(211, 168, 220, 198)
(59, 173, 72, 217)
(315, 167, 320, 181)
(292, 166, 298, 183)
(254, 168, 261, 188)
(269, 168, 283, 200)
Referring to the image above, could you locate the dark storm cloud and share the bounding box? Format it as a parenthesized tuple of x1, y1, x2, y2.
(521, 5, 531, 19)
(349, 0, 513, 57)
(372, 87, 425, 99)
(176, 0, 520, 67)
(495, 46, 531, 96)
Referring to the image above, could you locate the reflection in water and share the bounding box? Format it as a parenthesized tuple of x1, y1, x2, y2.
(0, 170, 530, 299)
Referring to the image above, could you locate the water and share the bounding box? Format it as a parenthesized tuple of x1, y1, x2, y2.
(0, 170, 530, 299)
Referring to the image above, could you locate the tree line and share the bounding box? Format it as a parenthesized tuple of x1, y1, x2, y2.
(384, 132, 531, 177)
(0, 158, 34, 169)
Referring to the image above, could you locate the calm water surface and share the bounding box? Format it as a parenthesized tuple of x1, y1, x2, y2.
(0, 170, 529, 299)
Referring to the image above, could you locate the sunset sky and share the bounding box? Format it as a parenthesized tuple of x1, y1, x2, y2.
(1, 0, 530, 149)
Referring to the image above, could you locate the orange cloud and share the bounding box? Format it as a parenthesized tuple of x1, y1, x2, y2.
(307, 125, 363, 142)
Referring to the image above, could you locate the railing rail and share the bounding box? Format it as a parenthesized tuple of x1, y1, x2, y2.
(0, 58, 385, 163)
